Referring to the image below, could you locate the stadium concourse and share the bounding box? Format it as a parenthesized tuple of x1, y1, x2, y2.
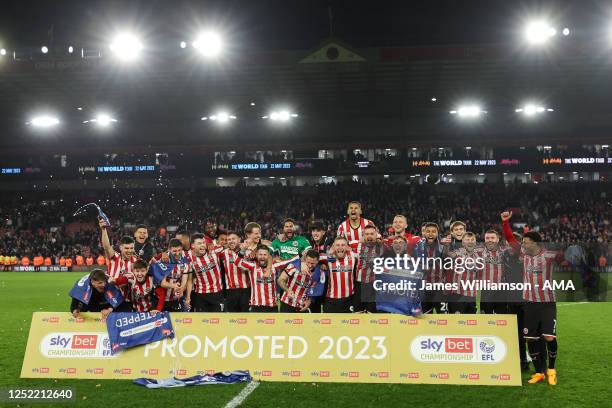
(0, 180, 609, 266)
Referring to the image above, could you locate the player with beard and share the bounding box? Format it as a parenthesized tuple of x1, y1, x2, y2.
(319, 237, 359, 313)
(133, 224, 155, 263)
(277, 249, 321, 312)
(336, 201, 375, 248)
(271, 218, 312, 260)
(185, 234, 224, 312)
(234, 244, 293, 312)
(420, 222, 448, 314)
(153, 239, 190, 312)
(217, 231, 250, 312)
(384, 215, 421, 248)
(443, 232, 481, 314)
(474, 229, 511, 314)
(99, 218, 137, 312)
(354, 225, 385, 313)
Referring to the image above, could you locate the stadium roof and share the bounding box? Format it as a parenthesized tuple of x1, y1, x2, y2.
(1, 0, 611, 150)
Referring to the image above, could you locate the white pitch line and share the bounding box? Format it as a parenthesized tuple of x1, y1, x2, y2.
(558, 301, 590, 307)
(223, 381, 260, 408)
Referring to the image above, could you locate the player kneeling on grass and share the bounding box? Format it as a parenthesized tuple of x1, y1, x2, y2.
(70, 269, 115, 321)
(277, 249, 321, 313)
(108, 259, 165, 315)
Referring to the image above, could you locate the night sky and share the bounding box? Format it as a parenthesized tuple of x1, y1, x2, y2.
(1, 0, 611, 51)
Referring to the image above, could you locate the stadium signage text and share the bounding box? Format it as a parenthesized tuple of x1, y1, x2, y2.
(22, 312, 521, 386)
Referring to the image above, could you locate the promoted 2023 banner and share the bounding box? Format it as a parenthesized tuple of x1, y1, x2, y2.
(21, 312, 521, 386)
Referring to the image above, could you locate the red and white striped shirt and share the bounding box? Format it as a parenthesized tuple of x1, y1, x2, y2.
(337, 218, 375, 245)
(520, 248, 562, 303)
(152, 253, 190, 301)
(217, 248, 249, 289)
(321, 252, 358, 299)
(280, 264, 312, 308)
(188, 250, 223, 294)
(235, 257, 291, 307)
(475, 245, 510, 284)
(448, 247, 482, 298)
(355, 242, 384, 283)
(424, 243, 445, 284)
(502, 220, 562, 303)
(106, 252, 137, 300)
(114, 275, 158, 312)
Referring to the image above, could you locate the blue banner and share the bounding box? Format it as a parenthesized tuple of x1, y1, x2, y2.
(106, 312, 174, 354)
(375, 240, 425, 316)
(69, 274, 124, 308)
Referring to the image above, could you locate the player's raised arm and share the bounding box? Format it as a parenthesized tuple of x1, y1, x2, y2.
(99, 217, 114, 260)
(500, 211, 521, 252)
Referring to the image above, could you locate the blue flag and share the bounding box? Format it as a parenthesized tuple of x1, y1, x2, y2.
(106, 312, 174, 354)
(375, 240, 426, 316)
(149, 261, 177, 285)
(69, 274, 124, 308)
(277, 257, 325, 298)
(133, 371, 252, 388)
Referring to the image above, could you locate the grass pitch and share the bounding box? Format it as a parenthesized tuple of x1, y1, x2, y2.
(0, 273, 610, 408)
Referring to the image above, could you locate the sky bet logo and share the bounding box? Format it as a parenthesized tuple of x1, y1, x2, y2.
(49, 334, 98, 349)
(419, 337, 473, 353)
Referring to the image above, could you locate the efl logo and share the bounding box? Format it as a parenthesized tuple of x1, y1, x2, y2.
(94, 368, 104, 375)
(66, 368, 76, 374)
(48, 317, 59, 323)
(496, 320, 507, 326)
(121, 368, 132, 375)
(72, 334, 98, 349)
(40, 367, 49, 374)
(466, 320, 477, 326)
(261, 371, 272, 377)
(437, 319, 448, 326)
(445, 338, 473, 353)
(149, 369, 159, 375)
(438, 373, 449, 380)
(468, 373, 480, 380)
(291, 371, 301, 377)
(319, 371, 330, 377)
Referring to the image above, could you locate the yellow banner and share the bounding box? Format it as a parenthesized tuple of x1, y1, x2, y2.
(21, 312, 521, 386)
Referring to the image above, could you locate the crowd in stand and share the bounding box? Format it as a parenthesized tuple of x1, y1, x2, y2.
(0, 181, 609, 266)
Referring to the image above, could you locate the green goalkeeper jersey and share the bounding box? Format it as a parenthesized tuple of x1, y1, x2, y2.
(271, 235, 312, 260)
